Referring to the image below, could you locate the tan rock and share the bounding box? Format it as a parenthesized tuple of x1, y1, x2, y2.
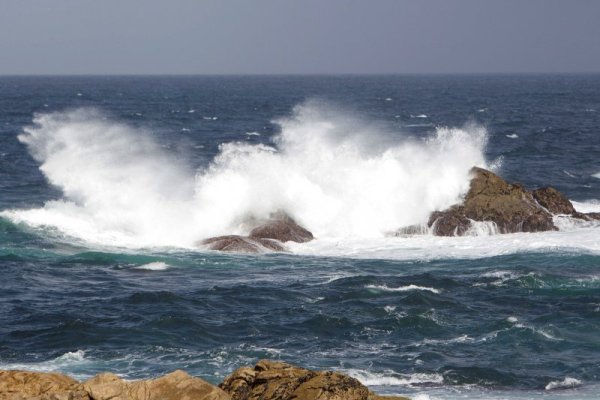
(0, 370, 89, 400)
(81, 370, 230, 400)
(219, 360, 408, 400)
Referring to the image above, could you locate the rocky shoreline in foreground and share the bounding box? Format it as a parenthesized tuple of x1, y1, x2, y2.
(0, 360, 408, 400)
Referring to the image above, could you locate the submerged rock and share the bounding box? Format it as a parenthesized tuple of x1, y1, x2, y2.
(201, 235, 285, 253)
(219, 360, 408, 400)
(201, 212, 313, 254)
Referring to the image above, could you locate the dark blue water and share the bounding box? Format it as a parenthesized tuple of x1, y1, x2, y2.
(1, 75, 599, 399)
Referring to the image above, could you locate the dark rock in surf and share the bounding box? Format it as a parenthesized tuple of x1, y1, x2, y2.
(428, 207, 471, 236)
(249, 212, 314, 243)
(429, 167, 556, 236)
(201, 235, 285, 253)
(532, 187, 576, 214)
(201, 212, 314, 254)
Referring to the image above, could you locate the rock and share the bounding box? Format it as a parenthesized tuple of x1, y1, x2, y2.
(428, 167, 556, 236)
(532, 187, 576, 214)
(0, 370, 89, 400)
(219, 360, 409, 400)
(81, 370, 230, 400)
(200, 212, 313, 254)
(428, 207, 471, 236)
(1, 363, 407, 400)
(201, 235, 285, 253)
(249, 212, 314, 243)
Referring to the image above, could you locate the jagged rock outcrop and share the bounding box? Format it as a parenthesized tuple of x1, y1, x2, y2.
(219, 360, 407, 400)
(429, 167, 556, 236)
(201, 212, 313, 253)
(427, 167, 600, 236)
(0, 362, 408, 400)
(532, 187, 576, 214)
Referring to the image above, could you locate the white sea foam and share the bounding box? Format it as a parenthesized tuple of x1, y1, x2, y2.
(545, 377, 582, 391)
(346, 369, 443, 387)
(505, 133, 518, 139)
(572, 199, 600, 213)
(134, 261, 170, 271)
(4, 104, 600, 259)
(0, 350, 90, 377)
(4, 104, 487, 249)
(366, 284, 441, 294)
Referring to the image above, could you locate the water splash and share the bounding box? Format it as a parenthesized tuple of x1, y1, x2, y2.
(4, 103, 488, 249)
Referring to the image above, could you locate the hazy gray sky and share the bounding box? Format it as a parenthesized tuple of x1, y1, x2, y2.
(1, 0, 599, 74)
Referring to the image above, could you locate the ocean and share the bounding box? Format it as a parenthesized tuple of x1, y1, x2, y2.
(0, 75, 599, 399)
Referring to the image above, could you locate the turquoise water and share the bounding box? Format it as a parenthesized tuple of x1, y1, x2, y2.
(1, 75, 599, 399)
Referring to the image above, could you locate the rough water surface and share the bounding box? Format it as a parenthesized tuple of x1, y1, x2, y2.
(1, 75, 599, 399)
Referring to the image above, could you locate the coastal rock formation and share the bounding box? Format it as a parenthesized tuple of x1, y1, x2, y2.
(202, 212, 313, 253)
(531, 187, 576, 214)
(81, 370, 229, 400)
(0, 362, 407, 400)
(0, 370, 87, 400)
(428, 167, 600, 236)
(219, 360, 407, 400)
(429, 167, 555, 235)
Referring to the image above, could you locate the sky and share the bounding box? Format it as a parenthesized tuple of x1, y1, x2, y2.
(0, 0, 599, 75)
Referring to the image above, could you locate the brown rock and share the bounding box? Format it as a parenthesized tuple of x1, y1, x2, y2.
(219, 360, 408, 400)
(81, 370, 230, 400)
(532, 187, 576, 214)
(201, 235, 285, 253)
(249, 212, 314, 243)
(428, 167, 556, 236)
(0, 370, 89, 400)
(428, 207, 471, 236)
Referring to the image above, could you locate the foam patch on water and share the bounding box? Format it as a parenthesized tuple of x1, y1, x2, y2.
(366, 284, 441, 294)
(593, 172, 600, 179)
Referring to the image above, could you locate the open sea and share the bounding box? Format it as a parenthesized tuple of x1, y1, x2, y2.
(1, 75, 599, 399)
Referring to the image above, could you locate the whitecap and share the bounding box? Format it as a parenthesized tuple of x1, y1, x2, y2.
(346, 369, 443, 387)
(545, 377, 582, 390)
(245, 131, 261, 136)
(593, 172, 600, 179)
(134, 261, 170, 271)
(505, 133, 518, 139)
(366, 284, 440, 294)
(410, 114, 428, 118)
